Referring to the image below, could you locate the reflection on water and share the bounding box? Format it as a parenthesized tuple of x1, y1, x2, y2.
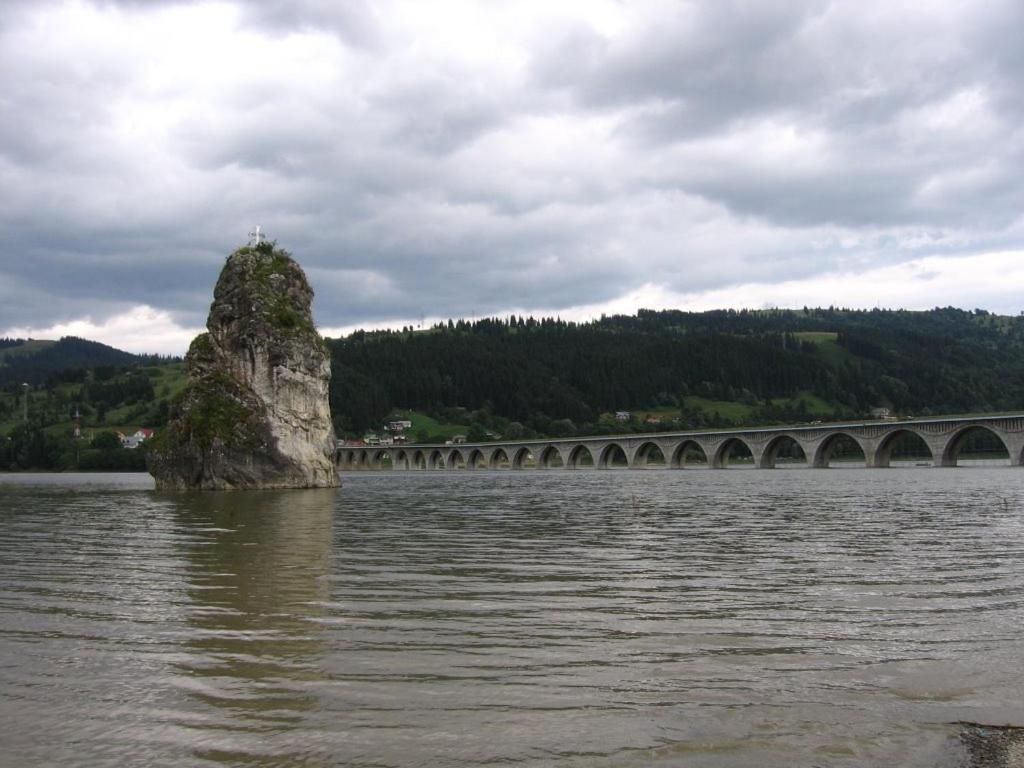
(174, 490, 335, 765)
(0, 470, 1023, 767)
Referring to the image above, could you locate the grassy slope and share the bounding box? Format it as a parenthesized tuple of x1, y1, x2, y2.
(628, 391, 835, 426)
(792, 330, 856, 367)
(682, 397, 755, 421)
(105, 364, 187, 426)
(1, 362, 187, 437)
(386, 409, 471, 440)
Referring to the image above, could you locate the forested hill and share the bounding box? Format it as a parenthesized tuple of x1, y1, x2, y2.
(326, 307, 1024, 436)
(0, 336, 145, 386)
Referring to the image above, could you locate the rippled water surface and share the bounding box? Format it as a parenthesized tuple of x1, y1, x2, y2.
(1, 469, 1023, 767)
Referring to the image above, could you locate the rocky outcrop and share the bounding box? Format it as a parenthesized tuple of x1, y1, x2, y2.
(148, 242, 339, 490)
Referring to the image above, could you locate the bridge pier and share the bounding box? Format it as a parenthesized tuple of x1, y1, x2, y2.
(1009, 436, 1024, 467)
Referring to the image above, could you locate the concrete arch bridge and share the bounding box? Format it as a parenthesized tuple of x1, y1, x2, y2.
(337, 414, 1024, 472)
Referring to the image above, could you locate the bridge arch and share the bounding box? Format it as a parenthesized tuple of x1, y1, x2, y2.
(512, 447, 534, 469)
(411, 450, 427, 470)
(812, 432, 867, 468)
(939, 425, 1011, 467)
(634, 441, 667, 467)
(370, 449, 391, 470)
(358, 449, 371, 469)
(597, 443, 629, 468)
(874, 429, 933, 468)
(670, 440, 708, 468)
(760, 434, 808, 469)
(568, 445, 595, 469)
(489, 448, 511, 469)
(393, 450, 409, 470)
(467, 448, 486, 469)
(712, 437, 754, 469)
(429, 449, 446, 470)
(447, 449, 467, 470)
(539, 445, 565, 469)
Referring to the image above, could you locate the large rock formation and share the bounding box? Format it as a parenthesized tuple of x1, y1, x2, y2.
(148, 242, 339, 490)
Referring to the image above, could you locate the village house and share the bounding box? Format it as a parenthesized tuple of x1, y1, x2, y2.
(120, 428, 154, 450)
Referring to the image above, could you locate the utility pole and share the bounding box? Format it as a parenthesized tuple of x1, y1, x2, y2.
(73, 406, 82, 469)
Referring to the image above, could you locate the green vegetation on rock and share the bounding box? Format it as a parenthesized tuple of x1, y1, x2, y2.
(219, 242, 318, 340)
(157, 372, 265, 453)
(187, 332, 214, 364)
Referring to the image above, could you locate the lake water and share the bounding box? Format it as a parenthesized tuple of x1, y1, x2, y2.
(1, 469, 1022, 767)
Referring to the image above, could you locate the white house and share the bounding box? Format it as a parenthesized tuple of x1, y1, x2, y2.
(121, 428, 154, 449)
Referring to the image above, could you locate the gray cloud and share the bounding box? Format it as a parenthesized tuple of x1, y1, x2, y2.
(84, 0, 384, 46)
(535, 1, 827, 120)
(240, 0, 382, 47)
(1, 0, 1023, 347)
(533, 0, 1024, 230)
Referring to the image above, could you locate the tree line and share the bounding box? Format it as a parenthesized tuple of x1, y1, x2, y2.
(327, 307, 1024, 436)
(3, 307, 1023, 467)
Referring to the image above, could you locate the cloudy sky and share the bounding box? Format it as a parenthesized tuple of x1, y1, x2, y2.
(2, 0, 1023, 354)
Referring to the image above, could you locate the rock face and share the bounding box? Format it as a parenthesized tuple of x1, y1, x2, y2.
(148, 242, 339, 490)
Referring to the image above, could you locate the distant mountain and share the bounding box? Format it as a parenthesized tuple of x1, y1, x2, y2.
(0, 336, 140, 386)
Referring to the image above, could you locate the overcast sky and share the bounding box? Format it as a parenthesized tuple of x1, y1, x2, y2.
(2, 0, 1023, 354)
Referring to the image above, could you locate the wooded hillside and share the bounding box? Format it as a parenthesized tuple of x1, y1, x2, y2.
(327, 307, 1024, 437)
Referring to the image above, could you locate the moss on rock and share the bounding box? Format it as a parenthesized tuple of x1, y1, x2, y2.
(211, 244, 319, 344)
(166, 372, 266, 452)
(188, 331, 214, 359)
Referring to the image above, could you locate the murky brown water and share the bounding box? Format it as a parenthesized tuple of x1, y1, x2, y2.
(1, 469, 1023, 766)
